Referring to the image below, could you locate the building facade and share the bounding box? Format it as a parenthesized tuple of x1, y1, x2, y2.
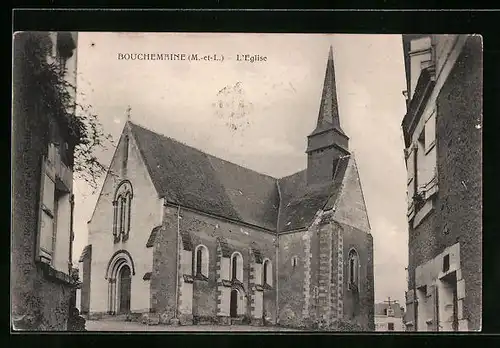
(80, 48, 375, 330)
(12, 32, 81, 330)
(401, 35, 482, 332)
(374, 301, 405, 332)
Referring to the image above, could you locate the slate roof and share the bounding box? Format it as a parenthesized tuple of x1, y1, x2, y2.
(130, 122, 279, 231)
(277, 156, 350, 233)
(128, 122, 351, 234)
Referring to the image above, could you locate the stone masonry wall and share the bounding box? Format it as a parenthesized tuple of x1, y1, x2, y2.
(318, 217, 333, 325)
(154, 207, 276, 324)
(330, 225, 340, 322)
(151, 207, 178, 321)
(12, 33, 74, 330)
(435, 36, 482, 331)
(340, 222, 374, 331)
(87, 126, 159, 315)
(80, 252, 91, 314)
(277, 230, 307, 327)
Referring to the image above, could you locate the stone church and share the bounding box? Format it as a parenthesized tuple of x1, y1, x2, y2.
(79, 47, 374, 330)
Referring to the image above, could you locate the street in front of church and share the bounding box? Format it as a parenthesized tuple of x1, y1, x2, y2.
(85, 320, 299, 332)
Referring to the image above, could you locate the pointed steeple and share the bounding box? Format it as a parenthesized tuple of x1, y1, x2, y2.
(312, 46, 345, 135)
(305, 46, 350, 186)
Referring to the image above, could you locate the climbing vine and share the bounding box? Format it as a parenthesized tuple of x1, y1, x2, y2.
(15, 32, 113, 191)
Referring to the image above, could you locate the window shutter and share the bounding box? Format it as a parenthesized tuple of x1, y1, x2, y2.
(404, 290, 416, 331)
(427, 285, 438, 331)
(39, 170, 56, 263)
(424, 111, 436, 151)
(406, 147, 415, 183)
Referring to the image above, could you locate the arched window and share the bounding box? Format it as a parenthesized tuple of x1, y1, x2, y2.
(194, 244, 209, 278)
(113, 180, 133, 242)
(348, 249, 360, 291)
(262, 259, 272, 286)
(291, 256, 298, 268)
(230, 252, 243, 281)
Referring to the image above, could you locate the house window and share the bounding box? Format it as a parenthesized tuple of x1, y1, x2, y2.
(405, 146, 416, 211)
(383, 308, 388, 316)
(262, 259, 273, 286)
(348, 249, 359, 291)
(194, 244, 209, 278)
(388, 322, 394, 331)
(113, 180, 133, 242)
(230, 252, 243, 281)
(196, 249, 202, 274)
(38, 156, 71, 271)
(39, 172, 56, 263)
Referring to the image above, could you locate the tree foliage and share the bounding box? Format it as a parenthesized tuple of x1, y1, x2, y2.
(17, 32, 113, 191)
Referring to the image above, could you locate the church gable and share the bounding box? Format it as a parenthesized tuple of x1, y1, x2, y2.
(87, 127, 130, 226)
(331, 155, 371, 232)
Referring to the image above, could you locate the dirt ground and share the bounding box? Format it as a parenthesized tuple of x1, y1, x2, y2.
(85, 320, 300, 332)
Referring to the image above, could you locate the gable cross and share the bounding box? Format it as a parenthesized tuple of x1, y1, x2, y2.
(384, 297, 393, 307)
(126, 105, 132, 121)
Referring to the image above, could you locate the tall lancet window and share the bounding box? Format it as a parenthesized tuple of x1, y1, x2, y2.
(230, 252, 243, 281)
(262, 259, 273, 287)
(194, 245, 209, 278)
(113, 180, 133, 243)
(348, 249, 360, 291)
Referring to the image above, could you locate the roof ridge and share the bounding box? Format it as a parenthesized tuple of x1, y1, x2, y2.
(277, 168, 306, 180)
(130, 121, 278, 181)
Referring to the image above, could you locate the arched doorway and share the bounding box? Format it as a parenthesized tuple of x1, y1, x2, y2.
(118, 265, 131, 314)
(230, 289, 239, 318)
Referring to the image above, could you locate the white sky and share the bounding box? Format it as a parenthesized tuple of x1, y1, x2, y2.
(72, 32, 409, 304)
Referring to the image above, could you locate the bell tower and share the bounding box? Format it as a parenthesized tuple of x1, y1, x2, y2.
(306, 46, 350, 185)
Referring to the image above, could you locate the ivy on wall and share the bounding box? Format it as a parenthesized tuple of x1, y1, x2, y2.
(15, 31, 113, 191)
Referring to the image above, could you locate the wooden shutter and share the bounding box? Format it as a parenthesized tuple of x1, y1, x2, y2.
(424, 111, 436, 152)
(38, 165, 56, 263)
(404, 290, 416, 331)
(406, 147, 416, 209)
(427, 285, 439, 331)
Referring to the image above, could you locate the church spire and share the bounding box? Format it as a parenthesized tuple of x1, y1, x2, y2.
(305, 46, 350, 186)
(314, 46, 344, 135)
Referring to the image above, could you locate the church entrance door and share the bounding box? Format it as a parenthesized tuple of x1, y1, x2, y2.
(118, 265, 131, 314)
(230, 289, 238, 318)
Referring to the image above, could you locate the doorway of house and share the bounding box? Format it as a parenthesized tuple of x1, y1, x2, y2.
(230, 289, 238, 318)
(118, 265, 131, 314)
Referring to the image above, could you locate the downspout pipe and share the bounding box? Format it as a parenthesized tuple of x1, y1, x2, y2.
(174, 205, 181, 319)
(69, 193, 75, 275)
(275, 180, 282, 324)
